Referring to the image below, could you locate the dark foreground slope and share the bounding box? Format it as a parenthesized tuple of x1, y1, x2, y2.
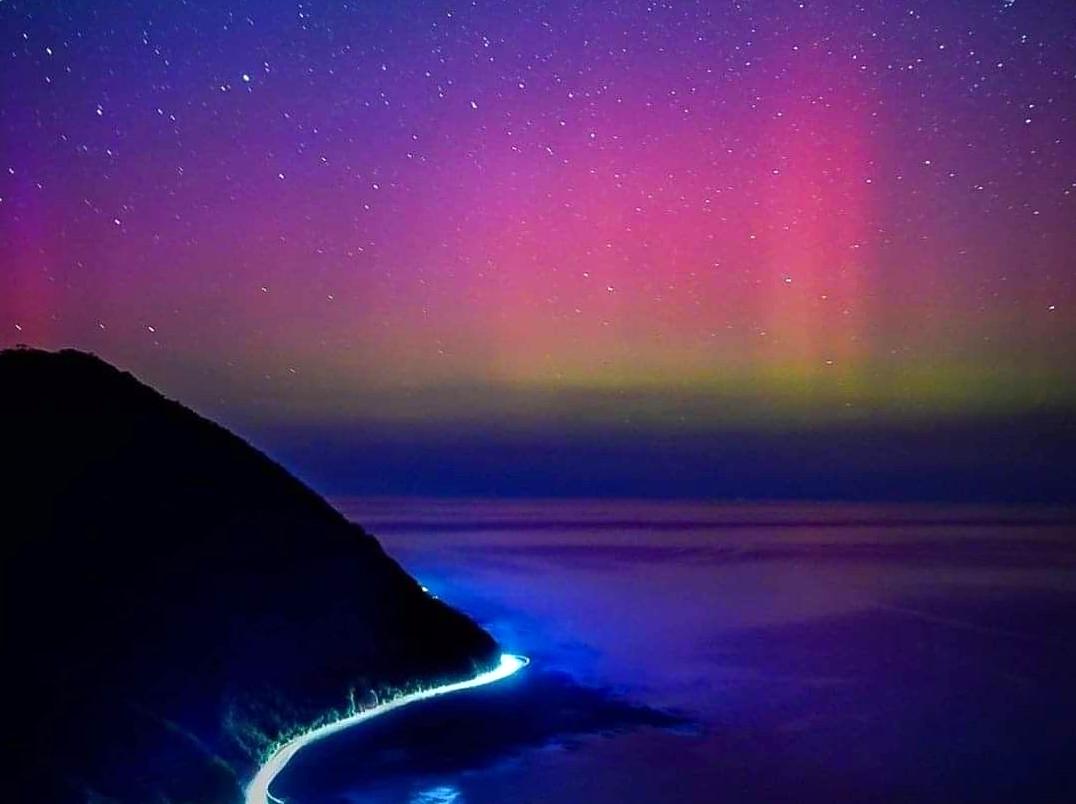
(1, 347, 499, 803)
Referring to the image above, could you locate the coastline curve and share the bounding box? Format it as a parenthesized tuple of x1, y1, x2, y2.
(245, 654, 530, 804)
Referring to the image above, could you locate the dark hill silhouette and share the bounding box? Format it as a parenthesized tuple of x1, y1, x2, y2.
(1, 347, 498, 803)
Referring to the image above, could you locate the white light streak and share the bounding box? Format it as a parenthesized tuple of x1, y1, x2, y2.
(245, 654, 529, 804)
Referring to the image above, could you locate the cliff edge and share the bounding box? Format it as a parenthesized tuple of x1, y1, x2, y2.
(1, 347, 499, 802)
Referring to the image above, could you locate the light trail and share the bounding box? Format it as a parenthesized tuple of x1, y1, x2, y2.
(245, 654, 529, 804)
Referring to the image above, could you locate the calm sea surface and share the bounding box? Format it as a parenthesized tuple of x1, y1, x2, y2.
(274, 499, 1076, 803)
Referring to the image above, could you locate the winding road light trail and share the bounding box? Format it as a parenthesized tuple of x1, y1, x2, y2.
(246, 654, 529, 804)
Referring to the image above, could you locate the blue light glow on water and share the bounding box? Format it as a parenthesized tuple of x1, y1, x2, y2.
(273, 499, 1076, 803)
(245, 655, 528, 804)
(411, 785, 462, 804)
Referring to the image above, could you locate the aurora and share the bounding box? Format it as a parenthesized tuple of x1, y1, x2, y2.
(3, 0, 1075, 801)
(2, 0, 1072, 502)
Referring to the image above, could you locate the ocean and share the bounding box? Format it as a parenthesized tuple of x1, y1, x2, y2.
(271, 499, 1076, 803)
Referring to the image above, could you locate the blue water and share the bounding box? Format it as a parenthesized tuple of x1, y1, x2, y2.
(275, 499, 1076, 803)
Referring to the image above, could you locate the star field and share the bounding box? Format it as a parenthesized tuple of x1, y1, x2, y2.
(1, 0, 1073, 428)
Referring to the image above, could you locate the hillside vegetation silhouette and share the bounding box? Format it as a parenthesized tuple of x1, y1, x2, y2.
(2, 347, 498, 802)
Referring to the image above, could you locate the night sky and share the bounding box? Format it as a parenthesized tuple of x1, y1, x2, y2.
(2, 1, 1074, 500)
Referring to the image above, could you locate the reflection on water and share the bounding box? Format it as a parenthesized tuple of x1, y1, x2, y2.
(277, 500, 1076, 803)
(411, 786, 461, 804)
